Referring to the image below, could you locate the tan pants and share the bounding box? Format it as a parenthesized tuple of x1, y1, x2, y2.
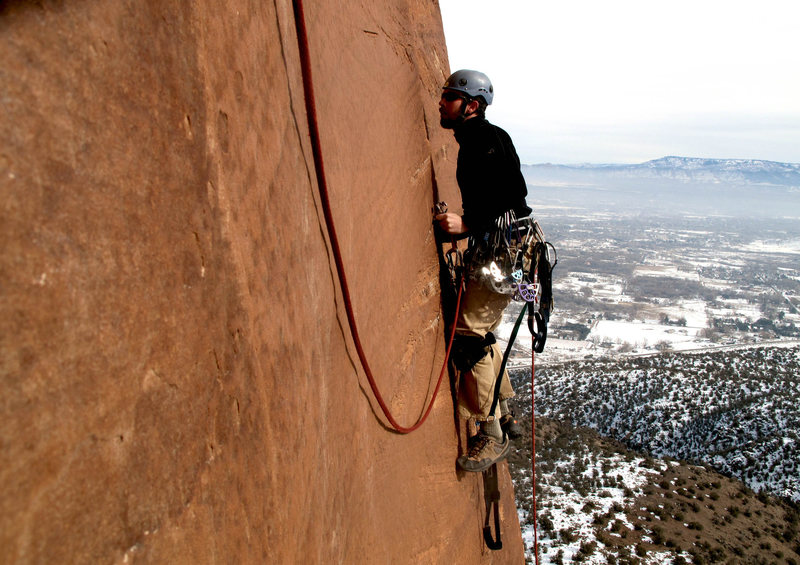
(455, 279, 515, 421)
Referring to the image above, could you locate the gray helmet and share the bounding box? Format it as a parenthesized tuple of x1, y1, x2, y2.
(443, 69, 493, 105)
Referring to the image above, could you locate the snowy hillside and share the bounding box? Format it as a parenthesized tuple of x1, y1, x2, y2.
(505, 157, 800, 563)
(506, 412, 800, 565)
(637, 157, 800, 186)
(531, 346, 800, 502)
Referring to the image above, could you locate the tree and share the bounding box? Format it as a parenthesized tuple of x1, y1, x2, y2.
(656, 340, 673, 352)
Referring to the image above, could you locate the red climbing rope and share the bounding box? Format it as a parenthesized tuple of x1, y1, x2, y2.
(531, 344, 541, 564)
(292, 0, 462, 433)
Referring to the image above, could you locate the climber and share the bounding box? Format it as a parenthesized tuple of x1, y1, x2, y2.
(435, 69, 532, 472)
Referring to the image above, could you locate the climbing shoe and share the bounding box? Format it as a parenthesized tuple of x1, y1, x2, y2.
(457, 433, 510, 473)
(500, 411, 523, 440)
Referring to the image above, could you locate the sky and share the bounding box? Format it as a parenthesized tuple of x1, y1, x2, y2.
(438, 0, 800, 165)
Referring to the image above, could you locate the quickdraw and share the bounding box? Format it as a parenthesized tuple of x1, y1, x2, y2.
(437, 201, 464, 288)
(528, 241, 557, 353)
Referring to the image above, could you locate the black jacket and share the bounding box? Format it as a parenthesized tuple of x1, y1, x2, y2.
(453, 117, 532, 235)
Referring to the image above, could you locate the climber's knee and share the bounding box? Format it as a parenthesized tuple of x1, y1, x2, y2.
(451, 332, 496, 373)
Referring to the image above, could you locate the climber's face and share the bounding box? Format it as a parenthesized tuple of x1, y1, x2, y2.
(439, 89, 468, 128)
(439, 89, 479, 129)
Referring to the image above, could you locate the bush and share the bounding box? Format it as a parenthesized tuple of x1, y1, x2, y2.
(560, 528, 577, 543)
(539, 515, 554, 532)
(708, 547, 726, 561)
(578, 541, 596, 556)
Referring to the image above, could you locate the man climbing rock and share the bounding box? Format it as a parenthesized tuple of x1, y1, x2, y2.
(435, 69, 531, 472)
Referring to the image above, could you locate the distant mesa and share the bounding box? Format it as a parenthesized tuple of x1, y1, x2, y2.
(522, 156, 800, 218)
(525, 156, 800, 186)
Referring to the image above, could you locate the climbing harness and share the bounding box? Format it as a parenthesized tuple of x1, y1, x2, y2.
(292, 1, 464, 433)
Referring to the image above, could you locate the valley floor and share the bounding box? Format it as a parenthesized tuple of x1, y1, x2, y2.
(496, 209, 800, 563)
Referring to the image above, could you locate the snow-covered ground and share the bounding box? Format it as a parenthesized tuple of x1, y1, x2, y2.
(706, 298, 763, 323)
(743, 238, 800, 255)
(499, 296, 714, 366)
(633, 265, 700, 281)
(588, 319, 704, 351)
(519, 455, 691, 564)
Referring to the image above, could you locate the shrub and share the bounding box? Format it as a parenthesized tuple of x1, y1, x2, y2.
(708, 547, 726, 561)
(578, 541, 596, 556)
(539, 515, 554, 532)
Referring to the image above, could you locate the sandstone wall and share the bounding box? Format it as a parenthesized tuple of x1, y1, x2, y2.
(0, 2, 524, 563)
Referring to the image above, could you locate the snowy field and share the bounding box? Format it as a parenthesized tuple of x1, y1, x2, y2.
(588, 319, 704, 351)
(496, 226, 800, 365)
(744, 238, 800, 255)
(500, 296, 714, 366)
(633, 265, 700, 281)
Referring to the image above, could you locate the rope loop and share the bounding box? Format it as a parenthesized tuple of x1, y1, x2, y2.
(292, 0, 462, 433)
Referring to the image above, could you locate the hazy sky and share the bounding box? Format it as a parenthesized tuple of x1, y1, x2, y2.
(439, 0, 800, 164)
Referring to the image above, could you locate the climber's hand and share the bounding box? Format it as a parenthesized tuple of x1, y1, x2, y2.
(435, 213, 467, 235)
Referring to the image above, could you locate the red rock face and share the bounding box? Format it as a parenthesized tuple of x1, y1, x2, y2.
(0, 2, 524, 563)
